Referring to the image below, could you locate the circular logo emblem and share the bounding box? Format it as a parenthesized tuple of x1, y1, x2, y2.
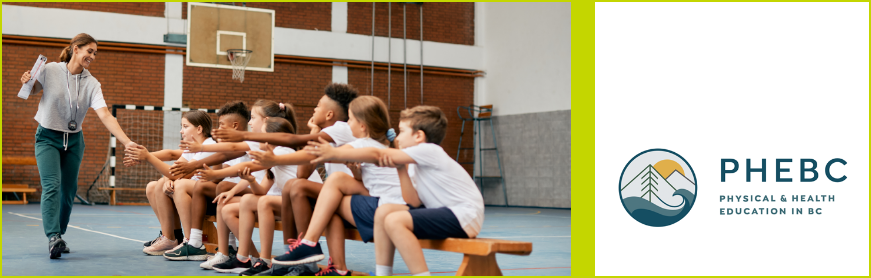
(619, 149, 697, 227)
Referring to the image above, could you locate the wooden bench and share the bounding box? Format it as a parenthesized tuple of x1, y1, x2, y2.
(2, 156, 39, 205)
(202, 216, 532, 276)
(97, 187, 148, 206)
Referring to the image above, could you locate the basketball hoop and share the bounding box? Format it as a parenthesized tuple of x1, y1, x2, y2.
(227, 49, 253, 83)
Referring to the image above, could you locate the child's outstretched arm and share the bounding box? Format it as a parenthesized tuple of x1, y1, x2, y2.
(211, 129, 335, 149)
(248, 143, 318, 168)
(305, 137, 417, 165)
(179, 139, 251, 153)
(196, 161, 270, 181)
(169, 152, 246, 177)
(238, 167, 274, 195)
(126, 146, 183, 180)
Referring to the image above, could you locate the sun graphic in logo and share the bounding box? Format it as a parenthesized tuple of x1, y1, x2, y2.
(619, 149, 697, 227)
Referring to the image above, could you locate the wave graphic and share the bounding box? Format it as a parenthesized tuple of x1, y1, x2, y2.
(622, 189, 695, 227)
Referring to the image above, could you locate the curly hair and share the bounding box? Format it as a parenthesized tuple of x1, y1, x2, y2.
(217, 101, 251, 123)
(323, 82, 359, 122)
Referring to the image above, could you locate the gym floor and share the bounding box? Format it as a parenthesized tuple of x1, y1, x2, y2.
(1, 204, 570, 276)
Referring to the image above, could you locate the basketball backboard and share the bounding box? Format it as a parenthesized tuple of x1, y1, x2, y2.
(186, 3, 274, 72)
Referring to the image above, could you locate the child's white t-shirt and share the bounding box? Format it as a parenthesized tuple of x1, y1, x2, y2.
(321, 121, 356, 177)
(403, 143, 485, 238)
(243, 141, 267, 185)
(268, 146, 323, 196)
(347, 138, 405, 206)
(181, 137, 217, 181)
(221, 154, 250, 184)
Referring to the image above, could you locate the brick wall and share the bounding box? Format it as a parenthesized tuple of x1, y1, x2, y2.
(347, 2, 475, 46)
(348, 67, 476, 174)
(5, 2, 165, 17)
(181, 61, 332, 135)
(182, 2, 331, 31)
(2, 44, 165, 203)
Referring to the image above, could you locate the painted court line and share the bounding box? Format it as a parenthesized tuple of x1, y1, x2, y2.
(484, 235, 571, 239)
(8, 212, 147, 243)
(395, 266, 570, 275)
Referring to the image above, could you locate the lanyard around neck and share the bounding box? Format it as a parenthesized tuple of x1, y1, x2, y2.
(66, 69, 79, 120)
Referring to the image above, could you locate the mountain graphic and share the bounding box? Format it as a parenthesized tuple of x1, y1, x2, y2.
(621, 164, 688, 209)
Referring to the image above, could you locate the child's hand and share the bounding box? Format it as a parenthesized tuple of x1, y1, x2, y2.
(122, 152, 141, 167)
(307, 117, 321, 134)
(195, 164, 217, 181)
(305, 137, 334, 164)
(212, 129, 244, 142)
(163, 179, 175, 197)
(124, 145, 149, 162)
(346, 162, 362, 179)
(249, 143, 276, 168)
(169, 161, 195, 177)
(238, 167, 256, 183)
(179, 137, 202, 153)
(378, 154, 404, 169)
(213, 191, 233, 205)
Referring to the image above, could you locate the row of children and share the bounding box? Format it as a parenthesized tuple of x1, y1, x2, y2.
(123, 83, 484, 276)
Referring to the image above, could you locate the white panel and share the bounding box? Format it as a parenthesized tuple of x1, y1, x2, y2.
(164, 54, 184, 151)
(332, 65, 348, 83)
(165, 2, 185, 34)
(480, 2, 571, 116)
(2, 5, 170, 46)
(273, 28, 482, 70)
(332, 2, 348, 33)
(166, 2, 181, 18)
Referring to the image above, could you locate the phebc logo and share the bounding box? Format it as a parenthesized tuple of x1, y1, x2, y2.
(619, 149, 697, 227)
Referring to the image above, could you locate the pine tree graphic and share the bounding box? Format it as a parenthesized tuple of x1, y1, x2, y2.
(639, 165, 659, 202)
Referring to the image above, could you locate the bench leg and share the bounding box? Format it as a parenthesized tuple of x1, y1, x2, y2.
(456, 253, 502, 276)
(202, 218, 219, 254)
(110, 191, 116, 206)
(22, 193, 28, 205)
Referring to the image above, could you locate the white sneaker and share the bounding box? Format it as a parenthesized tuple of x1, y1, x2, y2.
(200, 252, 230, 269)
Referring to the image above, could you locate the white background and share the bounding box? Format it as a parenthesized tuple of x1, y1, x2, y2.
(596, 2, 869, 276)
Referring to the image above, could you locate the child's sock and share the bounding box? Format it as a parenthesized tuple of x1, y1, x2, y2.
(228, 232, 237, 249)
(188, 229, 203, 248)
(236, 253, 249, 263)
(301, 239, 317, 247)
(376, 265, 393, 276)
(413, 272, 431, 276)
(336, 269, 349, 275)
(259, 258, 271, 266)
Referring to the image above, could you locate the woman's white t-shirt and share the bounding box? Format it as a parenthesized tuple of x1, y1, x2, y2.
(268, 146, 323, 196)
(181, 138, 217, 181)
(403, 143, 485, 238)
(347, 138, 405, 206)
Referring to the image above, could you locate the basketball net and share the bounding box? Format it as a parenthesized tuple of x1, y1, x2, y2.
(227, 49, 253, 83)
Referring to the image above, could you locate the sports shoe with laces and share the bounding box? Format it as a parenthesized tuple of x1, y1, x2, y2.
(163, 242, 209, 261)
(253, 262, 319, 276)
(144, 231, 162, 247)
(214, 254, 253, 274)
(272, 234, 324, 266)
(239, 259, 271, 276)
(143, 236, 179, 255)
(315, 258, 352, 276)
(200, 252, 230, 269)
(48, 234, 66, 259)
